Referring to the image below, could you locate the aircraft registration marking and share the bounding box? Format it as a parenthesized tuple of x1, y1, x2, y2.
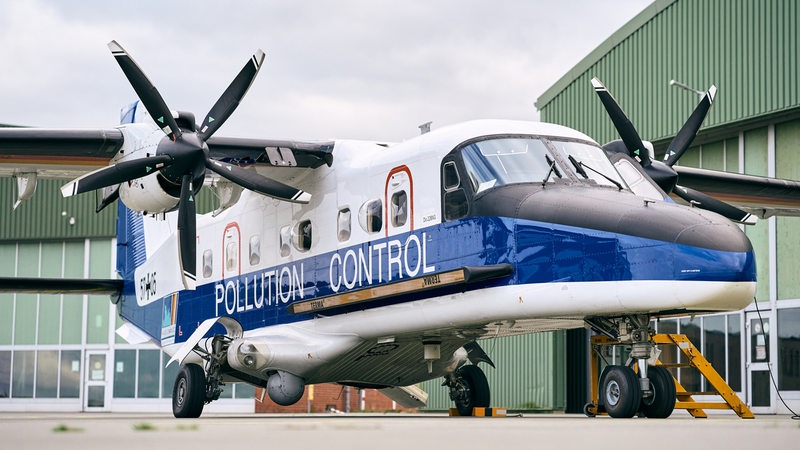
(289, 268, 467, 315)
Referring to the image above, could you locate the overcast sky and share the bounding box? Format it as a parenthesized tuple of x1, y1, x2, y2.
(0, 0, 652, 142)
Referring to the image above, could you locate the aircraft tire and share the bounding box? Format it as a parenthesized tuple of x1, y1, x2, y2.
(173, 364, 206, 418)
(601, 365, 641, 418)
(640, 365, 676, 418)
(453, 364, 490, 416)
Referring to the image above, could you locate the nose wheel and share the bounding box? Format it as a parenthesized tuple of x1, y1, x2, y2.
(586, 315, 677, 419)
(600, 365, 641, 418)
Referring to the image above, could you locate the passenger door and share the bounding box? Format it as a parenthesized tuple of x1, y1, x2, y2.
(385, 165, 413, 236)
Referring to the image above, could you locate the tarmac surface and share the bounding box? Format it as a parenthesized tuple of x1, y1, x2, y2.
(2, 412, 798, 450)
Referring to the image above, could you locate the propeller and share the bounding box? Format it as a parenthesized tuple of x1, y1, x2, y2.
(592, 78, 753, 223)
(673, 185, 757, 224)
(663, 85, 717, 167)
(591, 78, 651, 166)
(62, 40, 311, 289)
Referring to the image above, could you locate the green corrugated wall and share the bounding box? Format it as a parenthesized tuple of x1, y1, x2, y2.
(0, 178, 117, 240)
(421, 332, 567, 411)
(0, 177, 216, 241)
(536, 0, 800, 146)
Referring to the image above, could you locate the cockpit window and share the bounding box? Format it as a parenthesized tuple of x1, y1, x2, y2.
(460, 137, 557, 193)
(549, 140, 628, 189)
(614, 157, 664, 200)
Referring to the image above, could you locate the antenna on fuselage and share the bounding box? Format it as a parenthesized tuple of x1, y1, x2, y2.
(419, 121, 432, 135)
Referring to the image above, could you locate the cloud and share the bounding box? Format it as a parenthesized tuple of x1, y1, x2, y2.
(0, 0, 651, 141)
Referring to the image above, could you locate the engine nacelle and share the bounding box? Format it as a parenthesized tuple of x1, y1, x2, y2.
(119, 174, 180, 214)
(112, 123, 186, 215)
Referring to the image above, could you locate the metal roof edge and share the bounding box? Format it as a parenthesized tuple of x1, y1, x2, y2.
(534, 0, 677, 111)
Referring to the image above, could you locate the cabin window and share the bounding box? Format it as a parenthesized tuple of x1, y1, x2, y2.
(293, 220, 312, 252)
(442, 161, 460, 191)
(391, 191, 408, 227)
(249, 235, 261, 266)
(359, 199, 383, 233)
(337, 208, 351, 242)
(225, 241, 238, 272)
(202, 249, 213, 278)
(444, 189, 469, 221)
(279, 226, 291, 257)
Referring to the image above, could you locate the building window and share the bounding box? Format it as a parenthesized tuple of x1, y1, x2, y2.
(11, 351, 34, 398)
(337, 208, 351, 242)
(391, 191, 408, 227)
(114, 350, 136, 398)
(249, 235, 261, 266)
(36, 350, 59, 398)
(359, 199, 383, 233)
(137, 350, 160, 398)
(778, 307, 800, 390)
(727, 314, 742, 392)
(59, 350, 81, 398)
(0, 351, 10, 398)
(679, 317, 702, 392)
(293, 220, 312, 252)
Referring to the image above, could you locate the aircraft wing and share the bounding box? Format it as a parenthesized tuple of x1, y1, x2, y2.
(0, 128, 124, 179)
(0, 277, 123, 295)
(674, 165, 800, 218)
(206, 137, 334, 168)
(0, 128, 334, 179)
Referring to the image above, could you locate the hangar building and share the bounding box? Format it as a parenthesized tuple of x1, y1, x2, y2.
(1, 0, 798, 414)
(423, 0, 800, 415)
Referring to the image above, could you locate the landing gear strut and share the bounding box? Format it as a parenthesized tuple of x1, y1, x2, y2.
(586, 315, 676, 419)
(446, 364, 491, 416)
(172, 334, 231, 418)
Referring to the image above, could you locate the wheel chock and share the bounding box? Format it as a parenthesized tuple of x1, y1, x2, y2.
(449, 407, 507, 417)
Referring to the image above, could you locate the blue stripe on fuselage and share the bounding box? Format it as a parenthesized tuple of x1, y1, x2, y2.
(118, 216, 756, 344)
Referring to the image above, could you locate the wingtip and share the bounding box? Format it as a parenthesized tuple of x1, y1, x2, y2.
(254, 49, 266, 64)
(590, 77, 605, 89)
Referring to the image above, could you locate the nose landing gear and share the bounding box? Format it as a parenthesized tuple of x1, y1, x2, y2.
(586, 315, 676, 419)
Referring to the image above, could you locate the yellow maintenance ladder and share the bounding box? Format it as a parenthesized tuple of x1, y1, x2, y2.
(587, 333, 754, 418)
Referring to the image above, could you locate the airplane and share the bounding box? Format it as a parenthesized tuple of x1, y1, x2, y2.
(2, 40, 800, 419)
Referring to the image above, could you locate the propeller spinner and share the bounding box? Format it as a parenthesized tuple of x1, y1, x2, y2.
(62, 41, 311, 289)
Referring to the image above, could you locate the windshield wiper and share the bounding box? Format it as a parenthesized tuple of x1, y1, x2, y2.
(567, 155, 623, 190)
(541, 155, 562, 187)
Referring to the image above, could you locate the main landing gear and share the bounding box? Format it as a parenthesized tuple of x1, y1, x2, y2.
(585, 315, 676, 419)
(171, 335, 231, 418)
(445, 364, 491, 416)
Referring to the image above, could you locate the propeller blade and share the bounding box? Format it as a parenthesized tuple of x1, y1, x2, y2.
(198, 49, 266, 142)
(177, 174, 197, 289)
(663, 86, 717, 167)
(674, 185, 757, 224)
(206, 159, 311, 203)
(61, 155, 173, 197)
(591, 78, 651, 166)
(108, 40, 182, 141)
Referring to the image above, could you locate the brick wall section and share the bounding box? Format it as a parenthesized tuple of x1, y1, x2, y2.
(255, 383, 418, 413)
